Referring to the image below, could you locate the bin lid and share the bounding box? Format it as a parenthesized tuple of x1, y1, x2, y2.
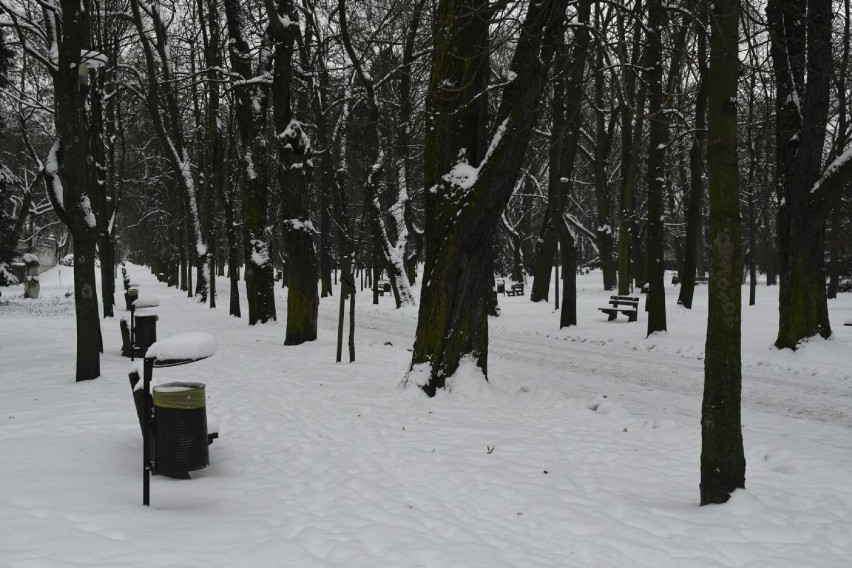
(147, 331, 217, 366)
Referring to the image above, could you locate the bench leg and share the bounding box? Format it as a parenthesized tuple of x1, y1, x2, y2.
(608, 312, 617, 321)
(628, 311, 637, 322)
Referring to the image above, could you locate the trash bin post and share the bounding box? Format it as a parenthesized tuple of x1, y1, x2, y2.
(142, 356, 154, 507)
(139, 332, 216, 507)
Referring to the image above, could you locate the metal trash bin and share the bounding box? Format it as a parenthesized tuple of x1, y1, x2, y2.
(134, 314, 158, 355)
(125, 287, 139, 310)
(153, 382, 209, 477)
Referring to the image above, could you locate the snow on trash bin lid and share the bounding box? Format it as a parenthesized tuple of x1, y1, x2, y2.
(147, 332, 216, 366)
(133, 298, 160, 309)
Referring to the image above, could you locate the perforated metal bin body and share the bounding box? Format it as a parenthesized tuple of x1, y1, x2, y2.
(134, 314, 158, 354)
(152, 382, 209, 476)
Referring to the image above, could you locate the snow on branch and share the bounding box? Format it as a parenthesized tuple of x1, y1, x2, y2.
(563, 213, 600, 254)
(810, 144, 852, 200)
(44, 138, 63, 209)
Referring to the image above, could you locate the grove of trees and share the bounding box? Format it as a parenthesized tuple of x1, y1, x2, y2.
(2, 0, 851, 505)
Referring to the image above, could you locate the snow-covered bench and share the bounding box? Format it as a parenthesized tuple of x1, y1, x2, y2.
(598, 295, 639, 322)
(506, 282, 525, 296)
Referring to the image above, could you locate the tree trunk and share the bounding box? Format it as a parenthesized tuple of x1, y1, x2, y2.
(768, 0, 847, 348)
(592, 10, 616, 292)
(701, 0, 745, 505)
(41, 0, 103, 381)
(827, 207, 841, 299)
(530, 222, 556, 301)
(224, 0, 276, 324)
(268, 0, 319, 345)
(407, 0, 567, 395)
(645, 0, 668, 335)
(678, 9, 707, 309)
(73, 236, 102, 380)
(616, 1, 647, 296)
(554, 0, 592, 328)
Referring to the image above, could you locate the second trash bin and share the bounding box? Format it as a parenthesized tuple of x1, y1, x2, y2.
(134, 313, 158, 355)
(153, 382, 209, 478)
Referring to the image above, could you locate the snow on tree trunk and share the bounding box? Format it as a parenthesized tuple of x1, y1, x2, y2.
(406, 0, 568, 396)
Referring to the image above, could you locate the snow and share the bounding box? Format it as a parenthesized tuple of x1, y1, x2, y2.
(279, 119, 311, 153)
(132, 298, 160, 309)
(146, 331, 217, 364)
(45, 139, 64, 208)
(80, 193, 97, 228)
(80, 49, 108, 69)
(1, 265, 852, 566)
(442, 118, 510, 192)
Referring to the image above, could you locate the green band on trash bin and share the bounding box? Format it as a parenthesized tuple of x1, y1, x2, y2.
(153, 382, 206, 409)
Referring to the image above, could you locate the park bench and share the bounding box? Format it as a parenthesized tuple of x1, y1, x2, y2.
(598, 295, 640, 322)
(377, 280, 391, 296)
(506, 282, 525, 296)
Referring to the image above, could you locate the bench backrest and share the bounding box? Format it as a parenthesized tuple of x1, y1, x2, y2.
(610, 295, 639, 303)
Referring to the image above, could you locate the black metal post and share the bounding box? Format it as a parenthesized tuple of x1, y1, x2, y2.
(143, 356, 153, 506)
(130, 305, 136, 361)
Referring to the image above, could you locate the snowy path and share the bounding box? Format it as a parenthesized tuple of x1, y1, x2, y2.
(1, 266, 851, 567)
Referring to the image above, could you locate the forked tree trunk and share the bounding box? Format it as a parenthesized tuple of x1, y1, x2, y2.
(407, 0, 567, 395)
(768, 0, 850, 348)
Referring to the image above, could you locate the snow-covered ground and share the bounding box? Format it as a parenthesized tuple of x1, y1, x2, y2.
(1, 265, 851, 567)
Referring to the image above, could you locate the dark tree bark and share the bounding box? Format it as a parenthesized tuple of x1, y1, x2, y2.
(223, 128, 242, 317)
(678, 8, 708, 309)
(768, 0, 852, 348)
(827, 0, 850, 300)
(406, 0, 568, 395)
(701, 0, 745, 505)
(645, 0, 669, 335)
(199, 0, 223, 310)
(224, 0, 276, 324)
(40, 0, 103, 381)
(592, 5, 616, 292)
(552, 0, 592, 328)
(267, 0, 319, 344)
(616, 2, 648, 295)
(529, 221, 556, 302)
